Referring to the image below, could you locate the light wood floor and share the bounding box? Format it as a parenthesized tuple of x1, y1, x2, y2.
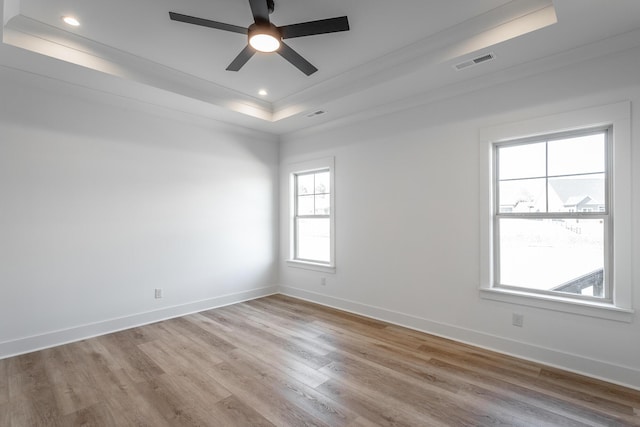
(2, 295, 639, 426)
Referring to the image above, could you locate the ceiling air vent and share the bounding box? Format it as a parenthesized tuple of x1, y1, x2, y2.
(454, 52, 496, 71)
(306, 110, 326, 118)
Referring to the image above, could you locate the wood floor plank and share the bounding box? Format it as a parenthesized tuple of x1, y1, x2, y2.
(167, 316, 237, 353)
(419, 336, 543, 376)
(9, 394, 64, 427)
(136, 340, 233, 408)
(62, 401, 117, 426)
(539, 367, 640, 408)
(7, 352, 65, 426)
(426, 357, 628, 426)
(320, 354, 528, 426)
(208, 395, 276, 427)
(0, 357, 8, 406)
(140, 323, 226, 370)
(131, 374, 216, 426)
(75, 338, 124, 374)
(275, 299, 387, 331)
(7, 352, 47, 399)
(248, 296, 331, 324)
(312, 317, 445, 359)
(245, 298, 335, 337)
(96, 330, 165, 383)
(417, 341, 543, 382)
(458, 381, 590, 427)
(347, 416, 383, 427)
(201, 308, 333, 369)
(42, 345, 102, 416)
(222, 304, 337, 356)
(103, 381, 173, 427)
(426, 349, 639, 423)
(3, 294, 640, 426)
(229, 302, 335, 351)
(183, 311, 331, 388)
(237, 300, 327, 340)
(225, 348, 357, 426)
(260, 295, 389, 333)
(210, 360, 331, 426)
(316, 378, 449, 427)
(66, 340, 144, 406)
(318, 330, 461, 394)
(0, 402, 9, 427)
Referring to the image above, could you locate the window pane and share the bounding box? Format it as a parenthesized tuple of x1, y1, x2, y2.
(548, 133, 605, 176)
(315, 171, 330, 194)
(296, 218, 330, 263)
(297, 195, 314, 215)
(297, 173, 314, 196)
(548, 174, 605, 213)
(315, 194, 330, 215)
(498, 178, 546, 213)
(498, 142, 546, 180)
(498, 218, 604, 297)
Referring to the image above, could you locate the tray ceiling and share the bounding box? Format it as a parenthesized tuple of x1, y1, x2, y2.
(2, 0, 640, 134)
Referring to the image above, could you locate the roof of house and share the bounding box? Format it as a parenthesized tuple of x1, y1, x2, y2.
(549, 177, 604, 205)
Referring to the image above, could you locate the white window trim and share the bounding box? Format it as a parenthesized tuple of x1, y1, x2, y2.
(479, 102, 633, 322)
(493, 126, 613, 303)
(284, 157, 336, 274)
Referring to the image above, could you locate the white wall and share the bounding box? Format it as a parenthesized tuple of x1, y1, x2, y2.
(279, 47, 640, 388)
(0, 66, 279, 356)
(1, 36, 638, 391)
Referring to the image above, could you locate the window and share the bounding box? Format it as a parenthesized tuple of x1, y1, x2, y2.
(294, 169, 331, 263)
(479, 102, 633, 321)
(285, 158, 335, 272)
(494, 128, 610, 300)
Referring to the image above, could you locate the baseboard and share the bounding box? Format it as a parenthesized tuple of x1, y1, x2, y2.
(0, 286, 278, 359)
(278, 285, 640, 391)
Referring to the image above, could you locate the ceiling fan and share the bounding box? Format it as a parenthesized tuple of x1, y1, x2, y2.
(169, 0, 349, 76)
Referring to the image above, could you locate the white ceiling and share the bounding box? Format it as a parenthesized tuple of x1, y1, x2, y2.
(2, 0, 640, 134)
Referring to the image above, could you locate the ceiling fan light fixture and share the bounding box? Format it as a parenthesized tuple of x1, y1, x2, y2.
(248, 23, 281, 52)
(250, 34, 280, 52)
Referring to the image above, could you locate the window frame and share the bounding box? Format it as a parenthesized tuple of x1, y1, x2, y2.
(492, 126, 612, 303)
(285, 157, 336, 273)
(293, 169, 331, 264)
(479, 102, 633, 322)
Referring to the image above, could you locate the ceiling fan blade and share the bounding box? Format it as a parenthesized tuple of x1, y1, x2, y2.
(280, 16, 349, 39)
(248, 0, 270, 23)
(226, 45, 256, 71)
(169, 12, 247, 34)
(277, 42, 318, 76)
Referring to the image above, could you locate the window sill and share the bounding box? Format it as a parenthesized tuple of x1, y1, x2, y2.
(286, 260, 336, 274)
(479, 288, 634, 323)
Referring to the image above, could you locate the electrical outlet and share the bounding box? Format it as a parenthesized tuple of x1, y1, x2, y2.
(155, 288, 163, 299)
(512, 313, 524, 327)
(320, 277, 327, 286)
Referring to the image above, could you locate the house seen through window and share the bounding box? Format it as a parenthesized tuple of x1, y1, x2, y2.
(494, 127, 610, 300)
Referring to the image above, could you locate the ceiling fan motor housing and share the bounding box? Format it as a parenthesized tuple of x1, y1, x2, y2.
(248, 22, 282, 41)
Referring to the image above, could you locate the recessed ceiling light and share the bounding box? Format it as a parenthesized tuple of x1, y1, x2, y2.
(258, 89, 268, 96)
(62, 16, 80, 26)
